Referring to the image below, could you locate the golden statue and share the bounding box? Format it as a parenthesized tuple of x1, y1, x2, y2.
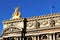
(12, 7, 21, 19)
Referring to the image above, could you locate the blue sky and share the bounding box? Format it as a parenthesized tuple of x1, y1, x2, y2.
(0, 0, 60, 36)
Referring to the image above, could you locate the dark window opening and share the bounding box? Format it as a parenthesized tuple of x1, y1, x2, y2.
(43, 35, 47, 39)
(28, 37, 32, 40)
(59, 34, 60, 37)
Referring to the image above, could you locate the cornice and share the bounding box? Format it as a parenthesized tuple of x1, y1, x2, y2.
(2, 18, 24, 24)
(27, 13, 60, 21)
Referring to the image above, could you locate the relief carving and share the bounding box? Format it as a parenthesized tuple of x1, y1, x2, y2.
(40, 20, 48, 25)
(49, 19, 55, 27)
(57, 18, 60, 23)
(28, 22, 33, 27)
(35, 20, 40, 29)
(27, 22, 33, 27)
(54, 18, 60, 25)
(3, 27, 20, 33)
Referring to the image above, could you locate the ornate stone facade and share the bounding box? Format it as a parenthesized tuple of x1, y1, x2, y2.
(0, 8, 60, 40)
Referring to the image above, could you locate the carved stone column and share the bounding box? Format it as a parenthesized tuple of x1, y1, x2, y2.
(18, 37, 20, 40)
(49, 34, 52, 40)
(20, 37, 21, 40)
(37, 36, 39, 40)
(16, 37, 18, 40)
(33, 36, 36, 40)
(31, 36, 34, 40)
(14, 37, 17, 40)
(53, 34, 55, 40)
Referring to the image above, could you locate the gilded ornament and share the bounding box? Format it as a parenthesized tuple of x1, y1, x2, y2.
(12, 7, 21, 19)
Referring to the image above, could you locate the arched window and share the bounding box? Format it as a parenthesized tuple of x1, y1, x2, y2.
(28, 37, 32, 40)
(43, 35, 47, 39)
(10, 37, 15, 40)
(58, 34, 60, 37)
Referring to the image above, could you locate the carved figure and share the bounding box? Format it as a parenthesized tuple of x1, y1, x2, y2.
(41, 20, 48, 25)
(49, 19, 55, 27)
(35, 21, 40, 29)
(28, 22, 33, 27)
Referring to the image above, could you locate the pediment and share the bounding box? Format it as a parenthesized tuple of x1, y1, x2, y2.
(3, 27, 21, 34)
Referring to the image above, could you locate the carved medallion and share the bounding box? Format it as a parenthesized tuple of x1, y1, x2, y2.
(27, 22, 33, 27)
(40, 20, 48, 25)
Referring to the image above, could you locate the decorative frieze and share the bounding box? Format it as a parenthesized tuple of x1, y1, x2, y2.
(2, 7, 60, 40)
